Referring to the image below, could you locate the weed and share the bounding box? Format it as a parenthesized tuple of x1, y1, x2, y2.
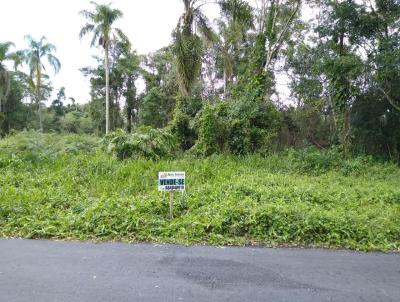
(0, 133, 399, 251)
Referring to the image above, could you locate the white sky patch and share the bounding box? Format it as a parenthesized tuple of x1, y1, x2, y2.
(1, 0, 312, 105)
(1, 0, 187, 104)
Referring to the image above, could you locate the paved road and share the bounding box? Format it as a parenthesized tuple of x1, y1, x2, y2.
(0, 239, 399, 302)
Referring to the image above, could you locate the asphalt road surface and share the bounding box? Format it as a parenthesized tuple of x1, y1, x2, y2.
(0, 239, 399, 302)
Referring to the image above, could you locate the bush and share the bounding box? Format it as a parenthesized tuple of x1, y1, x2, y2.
(192, 99, 281, 156)
(192, 102, 229, 156)
(103, 127, 178, 160)
(171, 110, 197, 151)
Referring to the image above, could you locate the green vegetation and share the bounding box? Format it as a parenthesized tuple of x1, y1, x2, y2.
(1, 0, 399, 160)
(103, 127, 177, 160)
(0, 131, 99, 162)
(0, 133, 399, 251)
(0, 1, 399, 251)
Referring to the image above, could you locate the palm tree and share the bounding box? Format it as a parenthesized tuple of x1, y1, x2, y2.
(0, 42, 19, 113)
(218, 0, 253, 98)
(174, 0, 215, 97)
(22, 35, 61, 131)
(79, 1, 128, 134)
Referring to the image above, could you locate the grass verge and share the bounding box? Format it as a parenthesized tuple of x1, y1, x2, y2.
(0, 133, 399, 251)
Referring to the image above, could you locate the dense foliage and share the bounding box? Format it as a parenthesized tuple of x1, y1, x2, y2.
(192, 99, 281, 156)
(103, 127, 177, 160)
(0, 0, 399, 160)
(0, 133, 399, 251)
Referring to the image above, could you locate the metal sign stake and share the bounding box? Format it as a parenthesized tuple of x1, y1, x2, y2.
(169, 191, 174, 219)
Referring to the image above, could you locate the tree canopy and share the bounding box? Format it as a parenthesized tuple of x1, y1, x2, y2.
(0, 0, 399, 160)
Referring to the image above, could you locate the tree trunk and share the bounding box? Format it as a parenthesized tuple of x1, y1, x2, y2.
(127, 109, 132, 133)
(0, 72, 11, 113)
(38, 102, 42, 132)
(377, 85, 400, 112)
(36, 65, 43, 132)
(223, 69, 227, 99)
(105, 47, 110, 135)
(343, 108, 350, 157)
(327, 91, 337, 131)
(126, 78, 134, 133)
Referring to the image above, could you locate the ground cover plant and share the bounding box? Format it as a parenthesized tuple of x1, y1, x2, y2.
(0, 133, 399, 252)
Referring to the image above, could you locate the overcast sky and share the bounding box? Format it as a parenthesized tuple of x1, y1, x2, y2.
(1, 1, 312, 104)
(0, 0, 222, 104)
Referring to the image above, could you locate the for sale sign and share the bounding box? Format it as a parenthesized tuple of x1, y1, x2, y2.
(158, 172, 185, 191)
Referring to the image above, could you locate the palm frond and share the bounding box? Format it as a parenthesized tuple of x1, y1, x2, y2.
(47, 54, 61, 73)
(90, 29, 102, 48)
(40, 42, 57, 57)
(114, 28, 130, 46)
(11, 51, 24, 70)
(0, 42, 15, 61)
(80, 2, 126, 51)
(194, 10, 216, 42)
(80, 9, 95, 21)
(174, 31, 203, 96)
(79, 23, 95, 39)
(220, 0, 254, 29)
(24, 35, 39, 52)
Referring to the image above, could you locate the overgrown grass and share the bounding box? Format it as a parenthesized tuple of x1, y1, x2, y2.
(0, 130, 99, 162)
(0, 133, 399, 251)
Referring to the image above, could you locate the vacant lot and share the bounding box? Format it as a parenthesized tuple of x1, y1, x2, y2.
(0, 133, 399, 251)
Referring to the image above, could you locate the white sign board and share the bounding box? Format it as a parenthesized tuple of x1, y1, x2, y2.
(158, 172, 185, 191)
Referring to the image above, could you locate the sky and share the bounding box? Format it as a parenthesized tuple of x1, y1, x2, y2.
(1, 0, 220, 104)
(1, 1, 310, 105)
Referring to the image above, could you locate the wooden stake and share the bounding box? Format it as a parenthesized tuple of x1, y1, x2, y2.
(169, 191, 174, 219)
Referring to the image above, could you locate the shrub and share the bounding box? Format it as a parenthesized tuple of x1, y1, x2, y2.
(171, 110, 197, 151)
(103, 127, 178, 160)
(192, 99, 281, 156)
(192, 102, 229, 156)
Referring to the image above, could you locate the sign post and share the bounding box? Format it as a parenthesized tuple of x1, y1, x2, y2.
(158, 172, 185, 219)
(169, 191, 174, 219)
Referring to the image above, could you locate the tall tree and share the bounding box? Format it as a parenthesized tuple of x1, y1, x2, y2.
(141, 46, 179, 125)
(362, 0, 400, 112)
(0, 42, 19, 114)
(174, 0, 215, 97)
(114, 42, 140, 133)
(218, 0, 254, 98)
(79, 1, 128, 134)
(239, 0, 301, 102)
(22, 35, 60, 132)
(1, 75, 30, 133)
(286, 0, 400, 157)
